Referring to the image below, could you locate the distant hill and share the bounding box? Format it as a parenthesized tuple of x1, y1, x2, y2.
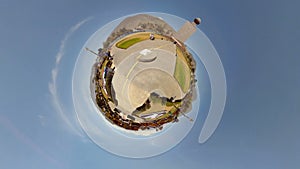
(103, 14, 176, 48)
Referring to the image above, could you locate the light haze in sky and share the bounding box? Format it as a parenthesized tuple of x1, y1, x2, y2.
(0, 0, 299, 169)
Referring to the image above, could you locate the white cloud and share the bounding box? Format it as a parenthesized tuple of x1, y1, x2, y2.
(49, 17, 93, 137)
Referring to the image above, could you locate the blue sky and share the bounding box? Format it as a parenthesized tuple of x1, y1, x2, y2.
(0, 0, 299, 169)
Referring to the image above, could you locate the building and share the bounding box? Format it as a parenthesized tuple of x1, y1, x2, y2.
(173, 18, 201, 42)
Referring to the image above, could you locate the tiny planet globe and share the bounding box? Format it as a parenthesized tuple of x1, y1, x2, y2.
(88, 14, 199, 135)
(71, 12, 225, 158)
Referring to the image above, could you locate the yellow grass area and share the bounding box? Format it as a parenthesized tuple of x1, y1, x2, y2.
(99, 60, 110, 100)
(115, 32, 165, 49)
(132, 95, 182, 121)
(133, 102, 170, 116)
(133, 102, 180, 121)
(174, 47, 191, 93)
(158, 102, 182, 119)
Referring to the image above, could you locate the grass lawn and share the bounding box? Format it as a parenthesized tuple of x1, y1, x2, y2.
(174, 47, 191, 93)
(116, 32, 151, 49)
(116, 37, 145, 49)
(115, 32, 166, 49)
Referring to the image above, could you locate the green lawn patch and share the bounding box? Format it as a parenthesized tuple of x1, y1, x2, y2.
(174, 55, 190, 93)
(116, 37, 145, 49)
